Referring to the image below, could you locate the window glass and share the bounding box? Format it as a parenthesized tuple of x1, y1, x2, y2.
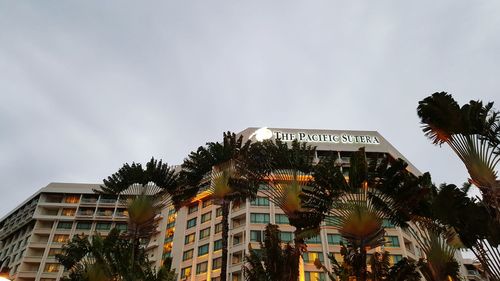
(305, 235, 321, 244)
(250, 197, 269, 206)
(216, 207, 222, 218)
(212, 257, 222, 269)
(303, 252, 324, 263)
(327, 234, 343, 245)
(275, 214, 289, 224)
(213, 239, 222, 251)
(198, 244, 209, 256)
(187, 218, 197, 229)
(250, 230, 262, 242)
(57, 222, 72, 229)
(201, 212, 211, 223)
(215, 223, 222, 233)
(95, 223, 111, 230)
(202, 199, 212, 208)
(196, 261, 208, 274)
(279, 231, 293, 242)
(199, 227, 210, 239)
(181, 266, 191, 279)
(188, 204, 198, 214)
(250, 213, 270, 224)
(185, 233, 195, 245)
(385, 236, 400, 247)
(304, 272, 326, 281)
(76, 222, 92, 230)
(182, 249, 193, 261)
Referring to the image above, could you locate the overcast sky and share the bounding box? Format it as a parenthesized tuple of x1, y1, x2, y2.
(0, 1, 499, 217)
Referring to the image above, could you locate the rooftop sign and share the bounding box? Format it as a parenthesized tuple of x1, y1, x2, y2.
(250, 127, 380, 145)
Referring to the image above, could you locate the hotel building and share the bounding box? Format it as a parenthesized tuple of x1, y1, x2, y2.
(0, 128, 464, 281)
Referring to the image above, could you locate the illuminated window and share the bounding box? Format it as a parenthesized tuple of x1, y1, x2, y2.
(196, 261, 208, 274)
(198, 244, 209, 256)
(212, 257, 222, 269)
(201, 212, 211, 223)
(180, 266, 191, 279)
(275, 214, 289, 224)
(303, 252, 324, 263)
(251, 197, 269, 206)
(250, 213, 269, 224)
(304, 272, 326, 281)
(389, 255, 403, 264)
(214, 239, 222, 251)
(64, 195, 80, 203)
(52, 235, 69, 244)
(199, 227, 210, 240)
(385, 236, 400, 247)
(187, 218, 197, 229)
(182, 249, 193, 261)
(61, 208, 76, 216)
(185, 233, 195, 245)
(44, 263, 60, 272)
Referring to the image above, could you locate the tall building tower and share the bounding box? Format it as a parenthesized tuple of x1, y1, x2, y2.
(166, 128, 436, 281)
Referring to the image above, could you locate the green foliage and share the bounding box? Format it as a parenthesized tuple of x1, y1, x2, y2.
(387, 258, 421, 281)
(243, 224, 299, 281)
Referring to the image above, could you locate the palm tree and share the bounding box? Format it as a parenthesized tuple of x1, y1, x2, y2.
(243, 224, 299, 281)
(57, 158, 179, 281)
(417, 92, 500, 279)
(57, 228, 176, 281)
(387, 258, 421, 281)
(176, 132, 266, 281)
(417, 92, 500, 219)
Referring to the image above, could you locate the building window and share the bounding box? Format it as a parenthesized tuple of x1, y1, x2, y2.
(251, 197, 269, 206)
(305, 235, 321, 244)
(250, 230, 262, 242)
(232, 252, 243, 265)
(198, 244, 209, 256)
(279, 231, 293, 242)
(212, 257, 222, 270)
(390, 255, 402, 264)
(275, 214, 289, 224)
(187, 218, 197, 229)
(385, 236, 400, 247)
(95, 222, 111, 230)
(52, 235, 69, 244)
(64, 195, 80, 203)
(303, 252, 324, 263)
(44, 263, 60, 273)
(305, 272, 326, 281)
(202, 199, 212, 208)
(61, 208, 76, 216)
(57, 222, 73, 230)
(213, 239, 222, 251)
(188, 204, 198, 214)
(182, 249, 193, 261)
(48, 248, 62, 257)
(201, 212, 211, 223)
(185, 233, 195, 245)
(76, 222, 92, 230)
(216, 207, 222, 218)
(199, 227, 210, 240)
(327, 234, 343, 245)
(115, 224, 128, 231)
(215, 223, 222, 234)
(196, 261, 208, 274)
(382, 219, 395, 228)
(180, 266, 191, 279)
(325, 216, 341, 227)
(250, 213, 270, 224)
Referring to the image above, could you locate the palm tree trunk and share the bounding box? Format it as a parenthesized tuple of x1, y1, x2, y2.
(360, 247, 367, 281)
(292, 229, 304, 281)
(221, 200, 230, 281)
